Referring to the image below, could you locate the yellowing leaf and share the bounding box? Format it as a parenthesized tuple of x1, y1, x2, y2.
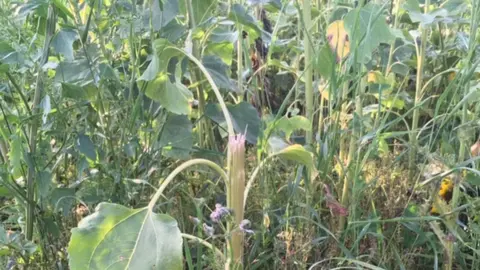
(326, 20, 350, 60)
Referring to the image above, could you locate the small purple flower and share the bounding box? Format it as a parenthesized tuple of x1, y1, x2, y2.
(203, 223, 214, 237)
(210, 203, 231, 223)
(239, 219, 254, 234)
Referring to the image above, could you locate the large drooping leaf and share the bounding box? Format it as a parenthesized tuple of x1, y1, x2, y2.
(344, 3, 395, 63)
(145, 78, 193, 115)
(51, 28, 78, 61)
(68, 203, 183, 270)
(139, 39, 182, 81)
(50, 188, 75, 216)
(205, 102, 261, 144)
(202, 55, 234, 90)
(267, 137, 314, 170)
(158, 114, 193, 159)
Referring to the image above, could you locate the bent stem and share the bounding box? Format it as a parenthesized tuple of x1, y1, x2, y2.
(182, 233, 226, 261)
(148, 159, 228, 210)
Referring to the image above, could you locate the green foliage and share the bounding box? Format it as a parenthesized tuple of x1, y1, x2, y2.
(68, 203, 183, 270)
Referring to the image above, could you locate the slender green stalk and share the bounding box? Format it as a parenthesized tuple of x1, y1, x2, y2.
(26, 4, 55, 241)
(303, 0, 314, 145)
(386, 0, 403, 75)
(409, 0, 430, 179)
(338, 69, 366, 232)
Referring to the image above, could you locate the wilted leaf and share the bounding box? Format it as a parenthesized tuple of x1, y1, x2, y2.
(67, 203, 183, 270)
(51, 28, 78, 61)
(326, 20, 350, 60)
(158, 114, 193, 159)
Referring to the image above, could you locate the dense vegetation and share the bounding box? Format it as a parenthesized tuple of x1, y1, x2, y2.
(0, 0, 480, 269)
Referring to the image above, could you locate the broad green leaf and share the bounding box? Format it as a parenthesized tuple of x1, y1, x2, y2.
(55, 59, 93, 84)
(68, 203, 183, 270)
(0, 42, 24, 65)
(191, 0, 215, 24)
(50, 188, 75, 216)
(274, 143, 314, 171)
(205, 42, 234, 66)
(139, 39, 181, 81)
(465, 171, 480, 186)
(344, 3, 395, 63)
(205, 101, 261, 144)
(145, 78, 193, 115)
(316, 44, 336, 78)
(76, 134, 97, 161)
(403, 0, 449, 26)
(51, 28, 78, 61)
(274, 116, 311, 141)
(209, 27, 238, 43)
(37, 170, 52, 199)
(158, 114, 193, 159)
(228, 4, 261, 37)
(202, 55, 234, 90)
(150, 0, 179, 31)
(0, 186, 13, 198)
(61, 83, 90, 100)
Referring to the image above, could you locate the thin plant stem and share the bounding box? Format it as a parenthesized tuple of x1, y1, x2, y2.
(408, 0, 430, 180)
(26, 4, 55, 241)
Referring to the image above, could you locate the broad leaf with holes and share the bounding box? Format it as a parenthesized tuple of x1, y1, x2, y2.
(67, 203, 183, 270)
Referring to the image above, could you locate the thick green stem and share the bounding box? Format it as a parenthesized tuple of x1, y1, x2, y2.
(409, 0, 430, 179)
(303, 0, 314, 145)
(26, 4, 55, 241)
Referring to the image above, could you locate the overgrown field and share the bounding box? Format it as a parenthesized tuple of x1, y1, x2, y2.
(1, 0, 480, 269)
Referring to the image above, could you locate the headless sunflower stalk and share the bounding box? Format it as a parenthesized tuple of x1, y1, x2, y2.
(228, 133, 246, 269)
